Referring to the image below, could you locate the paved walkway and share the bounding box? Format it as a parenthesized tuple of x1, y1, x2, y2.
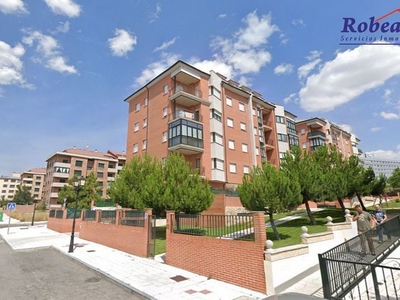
(0, 225, 267, 300)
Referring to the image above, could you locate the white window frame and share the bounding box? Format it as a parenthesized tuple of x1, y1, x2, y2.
(163, 107, 168, 118)
(229, 163, 237, 173)
(302, 142, 307, 149)
(226, 97, 232, 106)
(144, 97, 148, 106)
(143, 118, 147, 128)
(240, 122, 246, 131)
(212, 158, 224, 170)
(135, 102, 140, 112)
(301, 128, 305, 135)
(256, 147, 259, 156)
(162, 131, 167, 142)
(254, 127, 257, 135)
(242, 143, 248, 153)
(143, 140, 147, 150)
(252, 108, 256, 116)
(163, 84, 169, 95)
(134, 122, 139, 132)
(133, 143, 138, 153)
(228, 140, 235, 150)
(227, 118, 234, 128)
(239, 102, 245, 112)
(243, 166, 250, 174)
(211, 132, 223, 145)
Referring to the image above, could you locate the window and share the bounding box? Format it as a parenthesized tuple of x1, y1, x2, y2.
(98, 182, 103, 187)
(278, 134, 288, 142)
(212, 158, 224, 170)
(229, 163, 237, 173)
(62, 159, 69, 163)
(279, 152, 285, 159)
(2, 184, 6, 188)
(163, 84, 169, 95)
(345, 140, 348, 145)
(209, 86, 221, 99)
(134, 122, 139, 132)
(243, 166, 250, 174)
(35, 176, 42, 180)
(228, 140, 235, 150)
(162, 131, 167, 142)
(75, 160, 83, 167)
(256, 147, 259, 156)
(9, 190, 14, 194)
(211, 132, 223, 145)
(211, 109, 222, 122)
(1, 190, 5, 193)
(301, 128, 305, 135)
(143, 118, 147, 128)
(226, 97, 232, 106)
(133, 143, 138, 153)
(3, 179, 8, 182)
(135, 102, 140, 112)
(254, 127, 257, 135)
(227, 118, 234, 127)
(35, 182, 41, 186)
(163, 107, 168, 118)
(276, 116, 285, 124)
(168, 119, 204, 149)
(195, 158, 200, 169)
(74, 170, 82, 176)
(242, 143, 248, 153)
(109, 164, 115, 168)
(98, 163, 105, 169)
(252, 108, 256, 116)
(240, 122, 246, 131)
(302, 142, 307, 149)
(144, 97, 148, 106)
(239, 103, 245, 111)
(34, 188, 40, 192)
(143, 140, 147, 150)
(97, 172, 104, 178)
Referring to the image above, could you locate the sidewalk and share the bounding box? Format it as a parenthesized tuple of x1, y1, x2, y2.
(0, 225, 267, 300)
(0, 213, 47, 228)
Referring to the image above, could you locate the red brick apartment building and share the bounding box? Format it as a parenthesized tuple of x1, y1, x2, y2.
(296, 117, 358, 157)
(20, 168, 46, 200)
(124, 60, 281, 193)
(43, 148, 126, 207)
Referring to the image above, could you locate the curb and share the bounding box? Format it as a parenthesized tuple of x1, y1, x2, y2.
(51, 246, 156, 300)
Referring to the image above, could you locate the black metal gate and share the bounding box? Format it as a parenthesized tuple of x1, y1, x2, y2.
(319, 216, 400, 299)
(147, 215, 156, 258)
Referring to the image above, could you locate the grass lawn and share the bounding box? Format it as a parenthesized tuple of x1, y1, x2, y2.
(155, 226, 166, 255)
(265, 209, 306, 223)
(267, 208, 346, 249)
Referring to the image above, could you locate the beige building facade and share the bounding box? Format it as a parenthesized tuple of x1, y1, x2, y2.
(0, 172, 21, 201)
(20, 168, 46, 200)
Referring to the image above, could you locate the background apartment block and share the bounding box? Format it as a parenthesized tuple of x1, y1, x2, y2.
(20, 168, 46, 201)
(274, 104, 299, 162)
(125, 60, 283, 191)
(296, 117, 356, 157)
(43, 148, 126, 207)
(360, 154, 400, 178)
(0, 172, 21, 201)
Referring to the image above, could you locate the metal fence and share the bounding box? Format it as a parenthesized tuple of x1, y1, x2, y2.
(319, 216, 400, 299)
(100, 210, 116, 224)
(83, 210, 96, 222)
(66, 209, 81, 219)
(49, 210, 56, 218)
(55, 210, 64, 219)
(171, 214, 255, 241)
(120, 210, 145, 227)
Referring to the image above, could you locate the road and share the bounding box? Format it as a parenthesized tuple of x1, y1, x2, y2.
(0, 238, 144, 300)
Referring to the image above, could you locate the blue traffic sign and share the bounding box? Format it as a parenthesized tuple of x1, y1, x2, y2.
(7, 202, 16, 211)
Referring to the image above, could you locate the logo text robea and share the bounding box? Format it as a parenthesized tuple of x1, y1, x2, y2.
(342, 17, 400, 33)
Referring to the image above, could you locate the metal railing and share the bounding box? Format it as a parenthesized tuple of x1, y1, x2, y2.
(319, 216, 400, 299)
(170, 84, 202, 98)
(66, 209, 81, 219)
(49, 210, 56, 218)
(120, 210, 146, 227)
(171, 214, 255, 241)
(168, 111, 203, 122)
(100, 210, 116, 224)
(307, 130, 326, 138)
(55, 210, 64, 219)
(83, 210, 96, 222)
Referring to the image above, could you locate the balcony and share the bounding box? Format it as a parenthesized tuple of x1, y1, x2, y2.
(307, 130, 326, 139)
(169, 110, 202, 123)
(54, 162, 71, 168)
(169, 83, 209, 107)
(51, 182, 66, 188)
(262, 120, 273, 131)
(168, 119, 204, 155)
(264, 139, 274, 150)
(306, 118, 325, 129)
(50, 192, 59, 198)
(168, 136, 204, 155)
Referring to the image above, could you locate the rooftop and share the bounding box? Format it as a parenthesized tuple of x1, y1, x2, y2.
(22, 168, 46, 174)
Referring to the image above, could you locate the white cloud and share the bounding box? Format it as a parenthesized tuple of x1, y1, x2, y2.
(371, 127, 382, 132)
(149, 2, 161, 23)
(292, 18, 305, 26)
(366, 150, 400, 160)
(53, 21, 70, 34)
(380, 111, 399, 120)
(297, 50, 322, 79)
(383, 88, 392, 99)
(0, 41, 27, 86)
(153, 36, 178, 52)
(190, 58, 234, 80)
(307, 50, 322, 61)
(397, 144, 400, 150)
(22, 30, 77, 74)
(283, 93, 296, 104)
(108, 29, 137, 57)
(279, 33, 289, 44)
(299, 45, 400, 112)
(274, 63, 293, 75)
(134, 52, 180, 86)
(218, 13, 227, 19)
(338, 124, 352, 133)
(0, 0, 27, 14)
(43, 0, 81, 17)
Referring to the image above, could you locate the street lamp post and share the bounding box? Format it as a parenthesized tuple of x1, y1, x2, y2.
(68, 176, 86, 253)
(31, 199, 38, 226)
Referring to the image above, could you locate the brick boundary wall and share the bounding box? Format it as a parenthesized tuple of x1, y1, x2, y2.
(47, 210, 81, 233)
(166, 211, 267, 294)
(79, 208, 152, 258)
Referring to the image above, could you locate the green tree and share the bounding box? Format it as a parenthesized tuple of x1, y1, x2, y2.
(238, 162, 302, 240)
(13, 185, 34, 205)
(371, 174, 387, 198)
(346, 162, 375, 211)
(388, 167, 400, 189)
(58, 173, 102, 209)
(280, 146, 321, 225)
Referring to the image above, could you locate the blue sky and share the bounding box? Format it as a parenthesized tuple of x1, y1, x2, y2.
(1, 0, 400, 175)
